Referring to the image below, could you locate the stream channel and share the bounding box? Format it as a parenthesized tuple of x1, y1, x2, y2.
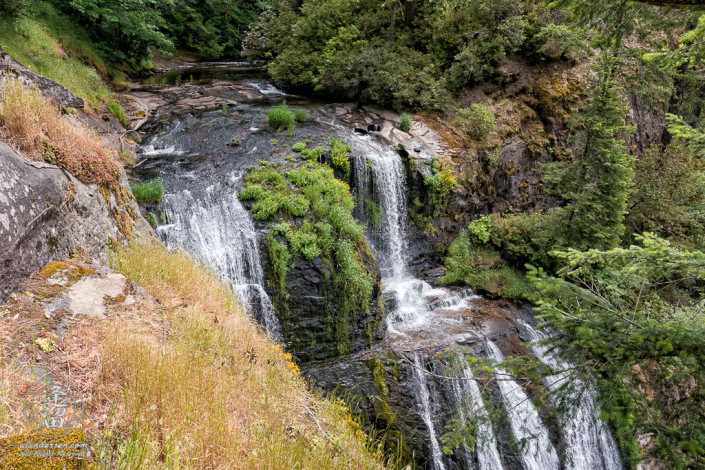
(129, 63, 624, 470)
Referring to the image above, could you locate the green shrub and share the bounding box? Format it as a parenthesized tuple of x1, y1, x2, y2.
(294, 110, 308, 122)
(400, 112, 411, 131)
(268, 102, 294, 129)
(221, 105, 228, 116)
(287, 123, 296, 137)
(329, 138, 352, 178)
(131, 179, 164, 205)
(438, 230, 534, 301)
(108, 100, 129, 128)
(292, 142, 306, 152)
(455, 104, 495, 140)
(467, 215, 492, 244)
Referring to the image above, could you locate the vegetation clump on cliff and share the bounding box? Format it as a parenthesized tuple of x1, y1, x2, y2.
(0, 78, 121, 187)
(239, 144, 375, 356)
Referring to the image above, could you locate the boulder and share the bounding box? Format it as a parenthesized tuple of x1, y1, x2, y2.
(0, 141, 154, 303)
(0, 46, 83, 109)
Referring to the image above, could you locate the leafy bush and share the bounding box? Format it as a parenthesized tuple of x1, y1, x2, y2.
(294, 110, 308, 122)
(454, 104, 495, 140)
(0, 0, 27, 17)
(438, 230, 534, 301)
(467, 215, 492, 244)
(131, 179, 164, 205)
(301, 146, 326, 161)
(292, 142, 306, 152)
(268, 102, 294, 129)
(400, 112, 411, 131)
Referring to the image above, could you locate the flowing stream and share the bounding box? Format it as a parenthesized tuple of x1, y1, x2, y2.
(346, 129, 622, 469)
(414, 353, 448, 470)
(486, 341, 561, 470)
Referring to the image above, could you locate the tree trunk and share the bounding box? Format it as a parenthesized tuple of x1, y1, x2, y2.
(404, 0, 417, 28)
(389, 2, 397, 47)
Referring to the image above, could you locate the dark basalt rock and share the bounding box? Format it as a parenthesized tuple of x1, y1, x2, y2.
(0, 141, 154, 303)
(0, 47, 84, 109)
(261, 238, 383, 364)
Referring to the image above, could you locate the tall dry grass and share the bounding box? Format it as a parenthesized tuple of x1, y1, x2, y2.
(0, 78, 120, 186)
(99, 242, 386, 470)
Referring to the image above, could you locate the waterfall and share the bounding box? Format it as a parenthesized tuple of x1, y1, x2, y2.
(519, 321, 623, 470)
(157, 186, 282, 338)
(485, 341, 561, 470)
(448, 357, 504, 470)
(413, 354, 448, 470)
(349, 135, 408, 279)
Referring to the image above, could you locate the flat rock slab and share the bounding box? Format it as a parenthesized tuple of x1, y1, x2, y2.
(409, 121, 448, 158)
(39, 261, 153, 319)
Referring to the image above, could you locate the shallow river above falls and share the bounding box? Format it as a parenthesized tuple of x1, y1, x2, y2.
(129, 64, 624, 470)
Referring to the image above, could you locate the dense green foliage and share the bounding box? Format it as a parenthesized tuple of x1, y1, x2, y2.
(238, 153, 374, 356)
(399, 113, 411, 132)
(242, 0, 540, 108)
(438, 230, 535, 300)
(131, 179, 164, 205)
(158, 0, 261, 58)
(528, 235, 705, 468)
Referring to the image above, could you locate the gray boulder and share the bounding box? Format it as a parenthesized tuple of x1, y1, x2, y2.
(0, 46, 84, 108)
(0, 141, 154, 303)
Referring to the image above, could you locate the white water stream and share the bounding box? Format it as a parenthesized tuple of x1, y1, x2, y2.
(414, 354, 448, 470)
(519, 321, 623, 470)
(157, 186, 282, 338)
(449, 357, 504, 470)
(486, 341, 561, 470)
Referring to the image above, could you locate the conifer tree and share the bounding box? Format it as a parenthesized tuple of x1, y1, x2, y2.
(546, 52, 635, 250)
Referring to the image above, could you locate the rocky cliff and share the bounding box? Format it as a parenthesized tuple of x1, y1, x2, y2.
(0, 141, 154, 303)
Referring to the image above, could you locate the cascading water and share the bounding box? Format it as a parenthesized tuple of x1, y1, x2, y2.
(350, 134, 408, 279)
(485, 341, 561, 470)
(519, 321, 623, 470)
(157, 185, 282, 338)
(448, 356, 504, 470)
(414, 354, 448, 470)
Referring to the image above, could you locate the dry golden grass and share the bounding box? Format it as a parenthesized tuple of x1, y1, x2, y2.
(0, 243, 386, 468)
(98, 242, 385, 469)
(0, 78, 120, 186)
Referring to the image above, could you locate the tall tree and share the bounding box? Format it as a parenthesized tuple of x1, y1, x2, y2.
(545, 52, 635, 250)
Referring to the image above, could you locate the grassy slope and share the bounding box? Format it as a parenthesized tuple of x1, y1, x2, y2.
(0, 2, 118, 110)
(0, 244, 385, 469)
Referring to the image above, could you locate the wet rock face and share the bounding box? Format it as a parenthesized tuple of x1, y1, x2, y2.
(0, 47, 84, 109)
(0, 142, 154, 303)
(261, 239, 383, 364)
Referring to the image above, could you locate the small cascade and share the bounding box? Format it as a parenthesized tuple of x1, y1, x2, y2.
(413, 354, 448, 470)
(349, 134, 408, 279)
(485, 341, 561, 470)
(428, 288, 479, 311)
(449, 357, 504, 470)
(519, 321, 623, 470)
(157, 186, 282, 338)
